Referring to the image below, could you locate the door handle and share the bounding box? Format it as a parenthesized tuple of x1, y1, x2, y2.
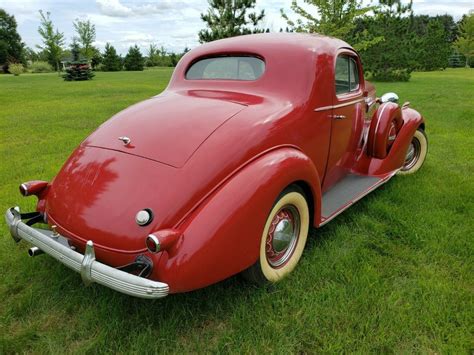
(331, 114, 346, 120)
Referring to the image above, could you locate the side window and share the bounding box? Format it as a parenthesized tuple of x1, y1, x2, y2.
(335, 55, 360, 95)
(349, 57, 359, 91)
(335, 56, 349, 95)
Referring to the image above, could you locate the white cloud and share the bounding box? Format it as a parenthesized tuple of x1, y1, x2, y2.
(96, 0, 133, 17)
(95, 0, 188, 17)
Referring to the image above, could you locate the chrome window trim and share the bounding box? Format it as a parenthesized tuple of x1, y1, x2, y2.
(314, 98, 365, 112)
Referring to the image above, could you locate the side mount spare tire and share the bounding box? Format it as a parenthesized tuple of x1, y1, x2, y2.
(367, 102, 403, 159)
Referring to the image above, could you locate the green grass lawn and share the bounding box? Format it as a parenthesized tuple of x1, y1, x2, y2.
(0, 68, 473, 353)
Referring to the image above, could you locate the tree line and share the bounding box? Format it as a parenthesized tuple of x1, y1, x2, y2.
(0, 9, 189, 75)
(1, 1, 473, 81)
(199, 0, 473, 81)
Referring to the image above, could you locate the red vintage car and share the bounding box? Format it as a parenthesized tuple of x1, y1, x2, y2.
(5, 33, 427, 298)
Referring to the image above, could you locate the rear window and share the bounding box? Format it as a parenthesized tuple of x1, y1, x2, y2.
(186, 56, 265, 81)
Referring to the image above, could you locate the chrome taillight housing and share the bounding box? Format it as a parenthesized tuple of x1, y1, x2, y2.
(146, 229, 181, 254)
(19, 180, 48, 197)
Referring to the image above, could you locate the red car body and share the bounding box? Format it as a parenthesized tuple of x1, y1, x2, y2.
(7, 34, 425, 296)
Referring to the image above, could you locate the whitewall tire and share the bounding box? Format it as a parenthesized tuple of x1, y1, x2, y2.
(398, 128, 428, 175)
(243, 185, 310, 284)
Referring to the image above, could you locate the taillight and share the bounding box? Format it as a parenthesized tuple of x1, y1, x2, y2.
(146, 229, 181, 254)
(146, 234, 160, 253)
(19, 180, 48, 197)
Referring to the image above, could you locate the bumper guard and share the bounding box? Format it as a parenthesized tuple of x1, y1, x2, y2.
(5, 207, 169, 299)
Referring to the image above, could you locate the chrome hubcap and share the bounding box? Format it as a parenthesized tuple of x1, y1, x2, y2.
(402, 137, 421, 171)
(265, 205, 300, 268)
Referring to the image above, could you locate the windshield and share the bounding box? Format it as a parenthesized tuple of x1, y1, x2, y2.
(186, 56, 265, 81)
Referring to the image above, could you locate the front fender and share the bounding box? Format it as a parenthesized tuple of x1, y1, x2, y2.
(368, 107, 425, 175)
(156, 147, 321, 293)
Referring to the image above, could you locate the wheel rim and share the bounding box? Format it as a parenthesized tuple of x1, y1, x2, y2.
(265, 205, 300, 268)
(402, 136, 421, 171)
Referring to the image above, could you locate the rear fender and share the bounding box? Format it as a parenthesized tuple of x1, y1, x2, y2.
(156, 147, 321, 293)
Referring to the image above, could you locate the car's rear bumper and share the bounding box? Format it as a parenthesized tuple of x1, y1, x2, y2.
(5, 207, 169, 299)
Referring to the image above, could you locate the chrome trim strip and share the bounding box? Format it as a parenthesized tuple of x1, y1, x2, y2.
(319, 171, 398, 227)
(5, 208, 169, 299)
(314, 98, 365, 112)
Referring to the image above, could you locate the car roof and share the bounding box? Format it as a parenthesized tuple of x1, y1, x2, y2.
(167, 33, 356, 105)
(192, 33, 353, 57)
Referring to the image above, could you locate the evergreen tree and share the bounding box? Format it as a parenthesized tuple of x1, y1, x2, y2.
(281, 0, 382, 51)
(124, 45, 144, 71)
(448, 50, 466, 68)
(412, 17, 451, 71)
(37, 10, 65, 72)
(90, 47, 102, 69)
(102, 43, 122, 71)
(199, 0, 265, 43)
(356, 0, 415, 81)
(62, 41, 94, 81)
(455, 12, 474, 68)
(0, 9, 25, 72)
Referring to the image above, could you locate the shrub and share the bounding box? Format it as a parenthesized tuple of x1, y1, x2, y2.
(29, 61, 53, 73)
(369, 69, 411, 82)
(63, 63, 95, 81)
(9, 63, 24, 76)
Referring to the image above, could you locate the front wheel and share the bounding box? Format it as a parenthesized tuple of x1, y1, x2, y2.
(243, 185, 310, 284)
(398, 128, 428, 175)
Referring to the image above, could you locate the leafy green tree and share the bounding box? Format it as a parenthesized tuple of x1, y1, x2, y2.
(199, 0, 265, 43)
(37, 10, 65, 72)
(146, 43, 160, 67)
(0, 9, 25, 72)
(281, 0, 382, 51)
(73, 19, 96, 61)
(455, 12, 474, 67)
(124, 45, 144, 71)
(24, 47, 40, 62)
(101, 43, 122, 71)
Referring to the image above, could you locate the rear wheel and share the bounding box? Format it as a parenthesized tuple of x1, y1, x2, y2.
(243, 185, 310, 284)
(398, 128, 428, 175)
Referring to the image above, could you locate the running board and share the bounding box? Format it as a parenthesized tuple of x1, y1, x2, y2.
(320, 172, 396, 226)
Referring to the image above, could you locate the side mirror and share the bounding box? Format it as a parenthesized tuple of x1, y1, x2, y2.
(380, 92, 399, 104)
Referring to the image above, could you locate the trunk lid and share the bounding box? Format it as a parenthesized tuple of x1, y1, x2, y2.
(84, 93, 246, 168)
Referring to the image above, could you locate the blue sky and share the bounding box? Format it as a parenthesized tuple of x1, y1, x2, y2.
(1, 0, 472, 55)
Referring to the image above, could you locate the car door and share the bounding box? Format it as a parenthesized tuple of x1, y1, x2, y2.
(322, 53, 365, 191)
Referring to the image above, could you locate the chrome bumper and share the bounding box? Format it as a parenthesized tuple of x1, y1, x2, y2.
(5, 207, 169, 299)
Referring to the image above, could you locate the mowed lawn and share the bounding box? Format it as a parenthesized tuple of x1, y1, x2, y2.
(0, 68, 472, 353)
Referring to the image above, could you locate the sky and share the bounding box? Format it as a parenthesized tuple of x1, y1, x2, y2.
(1, 0, 472, 55)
